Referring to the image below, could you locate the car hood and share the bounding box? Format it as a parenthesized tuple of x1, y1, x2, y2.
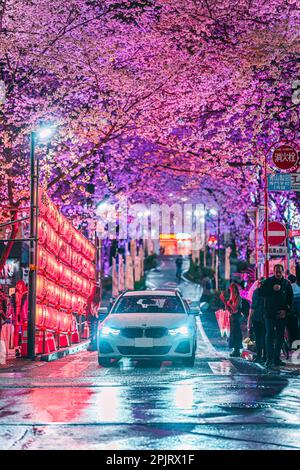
(103, 313, 189, 329)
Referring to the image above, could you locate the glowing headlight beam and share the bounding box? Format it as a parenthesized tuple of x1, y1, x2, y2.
(169, 326, 189, 336)
(101, 326, 120, 336)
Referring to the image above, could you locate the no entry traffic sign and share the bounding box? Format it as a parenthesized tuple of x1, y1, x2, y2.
(264, 221, 287, 246)
(272, 144, 299, 171)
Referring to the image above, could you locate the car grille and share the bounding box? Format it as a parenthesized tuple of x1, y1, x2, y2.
(121, 327, 169, 339)
(118, 346, 171, 356)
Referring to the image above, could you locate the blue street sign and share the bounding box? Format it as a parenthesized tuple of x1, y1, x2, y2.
(268, 173, 292, 191)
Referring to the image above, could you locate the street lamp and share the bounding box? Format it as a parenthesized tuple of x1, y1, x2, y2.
(27, 125, 56, 359)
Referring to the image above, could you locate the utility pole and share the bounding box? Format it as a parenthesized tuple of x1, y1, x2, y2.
(264, 155, 270, 278)
(27, 131, 38, 359)
(217, 212, 221, 290)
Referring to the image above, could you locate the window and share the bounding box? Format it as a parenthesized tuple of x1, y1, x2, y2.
(112, 296, 186, 314)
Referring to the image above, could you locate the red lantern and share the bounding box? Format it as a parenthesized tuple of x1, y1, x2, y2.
(46, 254, 60, 282)
(47, 226, 59, 254)
(71, 251, 81, 272)
(81, 238, 89, 259)
(88, 263, 96, 280)
(44, 306, 59, 331)
(38, 219, 48, 246)
(36, 304, 46, 329)
(37, 246, 48, 274)
(81, 278, 89, 296)
(71, 293, 78, 311)
(65, 291, 72, 310)
(60, 218, 73, 244)
(60, 265, 72, 288)
(59, 240, 72, 266)
(58, 312, 72, 334)
(36, 275, 47, 302)
(81, 258, 89, 278)
(74, 274, 83, 293)
(46, 281, 59, 307)
(71, 315, 77, 333)
(59, 287, 67, 310)
(74, 295, 86, 314)
(47, 201, 60, 232)
(38, 189, 49, 218)
(72, 231, 82, 252)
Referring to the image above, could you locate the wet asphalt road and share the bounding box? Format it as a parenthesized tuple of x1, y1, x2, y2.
(1, 257, 300, 450)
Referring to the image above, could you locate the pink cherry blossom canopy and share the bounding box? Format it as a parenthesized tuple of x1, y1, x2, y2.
(0, 0, 300, 253)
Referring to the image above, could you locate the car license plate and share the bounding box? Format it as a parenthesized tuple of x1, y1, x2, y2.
(134, 338, 153, 347)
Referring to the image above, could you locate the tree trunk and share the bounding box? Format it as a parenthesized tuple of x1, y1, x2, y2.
(0, 210, 20, 274)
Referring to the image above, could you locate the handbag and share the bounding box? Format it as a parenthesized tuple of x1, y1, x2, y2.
(215, 309, 230, 338)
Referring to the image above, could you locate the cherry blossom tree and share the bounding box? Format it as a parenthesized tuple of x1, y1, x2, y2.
(1, 0, 300, 268)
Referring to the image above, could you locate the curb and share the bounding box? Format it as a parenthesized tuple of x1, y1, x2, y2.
(40, 340, 90, 362)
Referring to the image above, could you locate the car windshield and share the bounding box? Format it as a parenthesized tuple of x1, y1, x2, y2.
(111, 296, 186, 314)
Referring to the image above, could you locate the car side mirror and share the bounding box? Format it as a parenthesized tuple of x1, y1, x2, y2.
(190, 309, 200, 316)
(98, 307, 108, 322)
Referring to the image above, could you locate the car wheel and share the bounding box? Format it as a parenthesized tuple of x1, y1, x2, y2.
(182, 354, 195, 367)
(182, 343, 196, 367)
(98, 356, 112, 367)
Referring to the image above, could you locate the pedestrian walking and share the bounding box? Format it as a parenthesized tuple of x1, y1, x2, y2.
(175, 255, 183, 280)
(247, 278, 266, 364)
(220, 283, 243, 357)
(260, 264, 294, 367)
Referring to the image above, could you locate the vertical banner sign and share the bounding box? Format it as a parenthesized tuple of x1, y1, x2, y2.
(134, 255, 141, 282)
(225, 247, 232, 281)
(118, 254, 125, 292)
(125, 255, 134, 290)
(140, 247, 144, 277)
(112, 257, 119, 298)
(130, 240, 136, 260)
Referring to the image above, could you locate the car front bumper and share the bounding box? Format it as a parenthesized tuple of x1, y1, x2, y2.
(98, 334, 195, 359)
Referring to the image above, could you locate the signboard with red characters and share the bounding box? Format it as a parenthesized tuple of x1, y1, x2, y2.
(272, 144, 299, 171)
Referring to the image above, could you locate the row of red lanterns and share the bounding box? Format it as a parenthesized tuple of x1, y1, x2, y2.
(36, 275, 89, 313)
(38, 220, 96, 278)
(36, 305, 77, 334)
(37, 246, 95, 284)
(38, 190, 96, 262)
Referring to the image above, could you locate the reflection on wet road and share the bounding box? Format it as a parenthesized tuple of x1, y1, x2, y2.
(1, 257, 300, 450)
(1, 337, 300, 449)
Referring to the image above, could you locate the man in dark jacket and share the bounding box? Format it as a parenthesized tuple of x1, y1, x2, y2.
(260, 264, 294, 367)
(247, 278, 266, 364)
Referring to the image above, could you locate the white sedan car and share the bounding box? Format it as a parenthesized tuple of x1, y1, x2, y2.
(98, 289, 198, 367)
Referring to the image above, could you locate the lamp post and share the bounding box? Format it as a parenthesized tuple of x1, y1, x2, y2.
(27, 125, 56, 359)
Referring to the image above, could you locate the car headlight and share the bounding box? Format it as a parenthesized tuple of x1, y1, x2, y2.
(101, 326, 120, 336)
(169, 326, 190, 336)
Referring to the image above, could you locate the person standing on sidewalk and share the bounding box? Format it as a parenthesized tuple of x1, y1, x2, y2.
(220, 283, 243, 357)
(175, 255, 183, 280)
(247, 278, 266, 364)
(260, 264, 294, 367)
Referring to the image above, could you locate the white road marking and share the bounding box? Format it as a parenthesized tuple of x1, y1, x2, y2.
(196, 317, 224, 358)
(208, 361, 238, 375)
